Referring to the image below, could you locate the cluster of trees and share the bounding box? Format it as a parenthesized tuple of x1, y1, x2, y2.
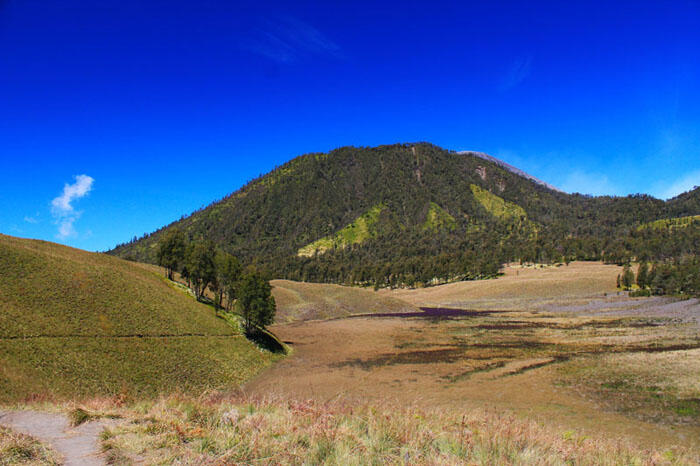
(649, 257, 700, 296)
(617, 258, 700, 297)
(157, 229, 275, 332)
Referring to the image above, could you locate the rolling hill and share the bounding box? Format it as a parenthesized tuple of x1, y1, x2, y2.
(0, 234, 280, 402)
(271, 279, 417, 322)
(110, 143, 700, 286)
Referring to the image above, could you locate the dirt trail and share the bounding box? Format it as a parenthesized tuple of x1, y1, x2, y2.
(0, 410, 111, 465)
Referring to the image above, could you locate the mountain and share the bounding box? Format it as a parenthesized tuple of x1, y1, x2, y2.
(0, 234, 279, 401)
(456, 151, 563, 193)
(109, 143, 700, 287)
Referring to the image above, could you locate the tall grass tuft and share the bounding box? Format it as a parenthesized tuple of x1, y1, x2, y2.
(96, 393, 696, 465)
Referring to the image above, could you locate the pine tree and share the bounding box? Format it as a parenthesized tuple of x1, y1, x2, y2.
(237, 270, 276, 334)
(636, 262, 649, 289)
(187, 240, 217, 301)
(216, 251, 242, 311)
(622, 264, 634, 290)
(157, 228, 186, 280)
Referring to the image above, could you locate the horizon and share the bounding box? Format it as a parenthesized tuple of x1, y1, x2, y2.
(1, 0, 699, 251)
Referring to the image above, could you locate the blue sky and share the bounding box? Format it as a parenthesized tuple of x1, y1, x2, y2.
(1, 0, 699, 251)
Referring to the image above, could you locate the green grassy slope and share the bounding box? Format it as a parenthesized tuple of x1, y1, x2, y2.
(469, 184, 527, 221)
(0, 234, 280, 402)
(422, 202, 456, 232)
(638, 215, 700, 231)
(297, 204, 385, 257)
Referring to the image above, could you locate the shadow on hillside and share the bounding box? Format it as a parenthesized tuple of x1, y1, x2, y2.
(245, 328, 287, 354)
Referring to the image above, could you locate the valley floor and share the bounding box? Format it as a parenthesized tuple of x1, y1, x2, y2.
(245, 262, 700, 455)
(3, 262, 699, 463)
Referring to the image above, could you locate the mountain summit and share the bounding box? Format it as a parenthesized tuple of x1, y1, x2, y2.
(456, 151, 563, 193)
(110, 143, 700, 287)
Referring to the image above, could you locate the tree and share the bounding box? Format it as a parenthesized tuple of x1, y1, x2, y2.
(157, 228, 186, 280)
(636, 262, 649, 289)
(187, 240, 217, 301)
(621, 264, 634, 290)
(237, 270, 276, 334)
(214, 251, 242, 311)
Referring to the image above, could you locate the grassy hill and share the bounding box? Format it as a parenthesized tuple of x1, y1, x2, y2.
(109, 143, 700, 286)
(271, 279, 417, 322)
(0, 234, 280, 402)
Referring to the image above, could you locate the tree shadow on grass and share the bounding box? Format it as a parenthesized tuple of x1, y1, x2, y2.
(245, 328, 287, 354)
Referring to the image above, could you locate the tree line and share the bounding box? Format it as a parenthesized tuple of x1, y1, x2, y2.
(157, 228, 276, 334)
(617, 257, 700, 297)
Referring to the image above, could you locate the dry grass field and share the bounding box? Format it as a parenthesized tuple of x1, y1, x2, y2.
(3, 253, 699, 462)
(93, 393, 690, 464)
(271, 279, 417, 322)
(383, 261, 623, 309)
(242, 262, 700, 457)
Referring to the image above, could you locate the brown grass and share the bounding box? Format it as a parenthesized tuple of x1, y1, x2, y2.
(557, 349, 700, 425)
(271, 279, 417, 322)
(0, 426, 59, 465)
(96, 393, 694, 464)
(245, 306, 700, 453)
(382, 261, 622, 309)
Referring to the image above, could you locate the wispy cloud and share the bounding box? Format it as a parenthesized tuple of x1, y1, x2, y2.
(655, 170, 700, 200)
(51, 174, 94, 239)
(243, 17, 340, 64)
(500, 56, 532, 91)
(23, 214, 39, 224)
(560, 170, 623, 197)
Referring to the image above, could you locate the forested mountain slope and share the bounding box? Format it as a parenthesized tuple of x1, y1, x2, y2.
(110, 143, 700, 286)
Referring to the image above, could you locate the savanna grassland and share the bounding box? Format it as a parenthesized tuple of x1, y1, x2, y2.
(270, 279, 418, 322)
(93, 393, 691, 464)
(0, 234, 280, 402)
(242, 262, 700, 459)
(3, 252, 699, 464)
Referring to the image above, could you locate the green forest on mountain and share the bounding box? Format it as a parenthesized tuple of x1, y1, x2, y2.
(110, 143, 700, 293)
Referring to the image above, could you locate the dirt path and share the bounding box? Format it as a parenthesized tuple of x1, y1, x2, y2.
(0, 410, 111, 465)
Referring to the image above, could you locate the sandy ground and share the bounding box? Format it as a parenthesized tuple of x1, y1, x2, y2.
(0, 410, 114, 465)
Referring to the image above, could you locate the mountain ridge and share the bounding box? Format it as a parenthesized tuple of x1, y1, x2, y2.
(109, 142, 700, 287)
(457, 150, 564, 193)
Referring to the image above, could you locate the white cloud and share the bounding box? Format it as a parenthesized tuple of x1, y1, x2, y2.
(654, 170, 700, 200)
(51, 174, 94, 239)
(560, 170, 622, 196)
(23, 215, 39, 224)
